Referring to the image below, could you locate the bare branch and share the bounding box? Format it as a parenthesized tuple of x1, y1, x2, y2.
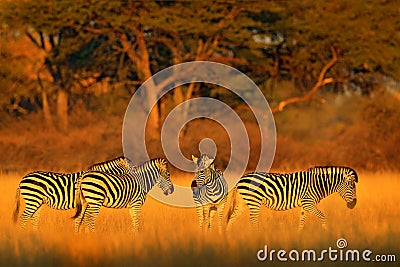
(25, 31, 42, 50)
(272, 47, 340, 113)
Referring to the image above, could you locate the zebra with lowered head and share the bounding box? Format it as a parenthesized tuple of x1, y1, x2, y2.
(226, 166, 358, 231)
(12, 156, 132, 230)
(72, 158, 174, 233)
(191, 154, 228, 233)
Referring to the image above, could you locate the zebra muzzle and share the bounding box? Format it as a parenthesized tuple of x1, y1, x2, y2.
(190, 180, 199, 194)
(168, 187, 174, 195)
(164, 186, 174, 195)
(347, 198, 357, 209)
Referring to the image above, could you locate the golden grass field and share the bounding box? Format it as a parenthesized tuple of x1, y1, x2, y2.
(1, 172, 399, 267)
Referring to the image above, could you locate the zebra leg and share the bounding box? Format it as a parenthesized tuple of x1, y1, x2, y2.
(203, 205, 211, 231)
(226, 202, 246, 230)
(31, 206, 42, 230)
(209, 206, 217, 231)
(249, 204, 261, 231)
(74, 204, 88, 234)
(217, 199, 227, 234)
(302, 203, 327, 230)
(129, 205, 142, 232)
(85, 204, 101, 233)
(196, 205, 205, 230)
(20, 202, 42, 229)
(298, 207, 308, 231)
(19, 209, 32, 229)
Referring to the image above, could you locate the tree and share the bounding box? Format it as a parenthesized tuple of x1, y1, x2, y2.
(269, 0, 400, 109)
(2, 0, 399, 126)
(2, 1, 85, 130)
(59, 1, 280, 135)
(140, 1, 281, 122)
(0, 28, 40, 118)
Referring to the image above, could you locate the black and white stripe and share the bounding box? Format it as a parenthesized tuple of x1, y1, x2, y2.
(72, 158, 174, 233)
(226, 166, 358, 230)
(191, 155, 228, 232)
(12, 156, 132, 229)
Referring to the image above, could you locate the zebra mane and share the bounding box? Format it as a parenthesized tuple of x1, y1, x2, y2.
(88, 156, 131, 169)
(308, 166, 358, 182)
(133, 158, 167, 172)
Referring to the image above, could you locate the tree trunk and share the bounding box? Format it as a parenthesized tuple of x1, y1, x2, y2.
(57, 89, 69, 132)
(141, 67, 159, 139)
(120, 29, 160, 139)
(41, 89, 53, 127)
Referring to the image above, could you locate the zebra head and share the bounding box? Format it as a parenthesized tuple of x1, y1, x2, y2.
(191, 154, 215, 189)
(337, 168, 358, 209)
(192, 154, 215, 172)
(154, 159, 174, 196)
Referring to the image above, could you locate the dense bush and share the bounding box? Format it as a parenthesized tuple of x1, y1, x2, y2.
(273, 91, 400, 172)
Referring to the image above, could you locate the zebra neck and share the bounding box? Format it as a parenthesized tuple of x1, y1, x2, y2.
(134, 164, 158, 193)
(204, 178, 219, 188)
(311, 172, 344, 197)
(206, 169, 220, 182)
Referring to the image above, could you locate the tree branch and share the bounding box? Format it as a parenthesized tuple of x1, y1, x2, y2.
(271, 47, 340, 113)
(25, 31, 42, 50)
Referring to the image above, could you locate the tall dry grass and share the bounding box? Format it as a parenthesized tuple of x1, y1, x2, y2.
(1, 172, 399, 267)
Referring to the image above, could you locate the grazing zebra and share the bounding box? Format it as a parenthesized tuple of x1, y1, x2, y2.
(226, 166, 358, 231)
(191, 155, 228, 232)
(12, 156, 132, 229)
(72, 158, 174, 233)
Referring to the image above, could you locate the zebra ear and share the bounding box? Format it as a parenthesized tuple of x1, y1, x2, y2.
(192, 155, 198, 164)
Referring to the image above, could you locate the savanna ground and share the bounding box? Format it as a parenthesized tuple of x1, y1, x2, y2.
(1, 172, 399, 267)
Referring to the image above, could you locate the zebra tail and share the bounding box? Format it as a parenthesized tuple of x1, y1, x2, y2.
(12, 187, 20, 224)
(71, 187, 84, 219)
(226, 186, 238, 224)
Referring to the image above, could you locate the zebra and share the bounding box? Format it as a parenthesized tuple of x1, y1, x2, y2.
(226, 166, 358, 231)
(87, 156, 134, 173)
(72, 158, 174, 233)
(12, 156, 132, 229)
(190, 154, 228, 233)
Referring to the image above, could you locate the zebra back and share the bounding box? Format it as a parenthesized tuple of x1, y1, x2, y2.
(308, 166, 358, 183)
(88, 156, 133, 175)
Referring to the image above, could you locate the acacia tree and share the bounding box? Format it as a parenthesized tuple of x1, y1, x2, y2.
(61, 1, 280, 134)
(141, 1, 281, 121)
(0, 28, 39, 117)
(1, 1, 94, 130)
